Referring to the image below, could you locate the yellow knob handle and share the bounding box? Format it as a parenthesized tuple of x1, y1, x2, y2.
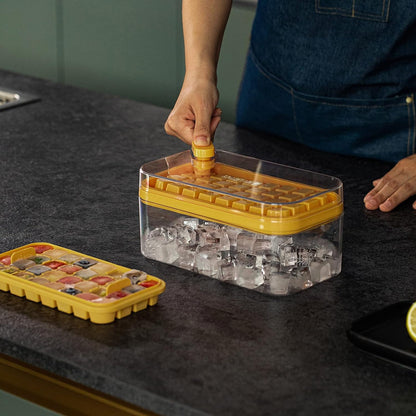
(192, 142, 215, 160)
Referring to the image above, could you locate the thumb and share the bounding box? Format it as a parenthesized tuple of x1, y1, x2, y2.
(193, 105, 212, 146)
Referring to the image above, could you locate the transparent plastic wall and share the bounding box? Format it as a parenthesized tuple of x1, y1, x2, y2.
(139, 150, 343, 295)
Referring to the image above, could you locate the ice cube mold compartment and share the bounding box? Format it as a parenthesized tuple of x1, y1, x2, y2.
(0, 243, 166, 324)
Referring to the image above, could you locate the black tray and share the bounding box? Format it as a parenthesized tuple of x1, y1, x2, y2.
(347, 301, 416, 371)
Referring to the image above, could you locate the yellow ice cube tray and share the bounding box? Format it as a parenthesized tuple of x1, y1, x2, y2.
(0, 243, 166, 324)
(139, 150, 343, 235)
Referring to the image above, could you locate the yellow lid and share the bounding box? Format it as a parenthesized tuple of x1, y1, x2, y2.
(140, 162, 343, 235)
(191, 142, 215, 160)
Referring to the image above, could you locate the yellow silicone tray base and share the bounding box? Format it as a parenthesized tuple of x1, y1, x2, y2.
(140, 162, 343, 235)
(0, 243, 166, 324)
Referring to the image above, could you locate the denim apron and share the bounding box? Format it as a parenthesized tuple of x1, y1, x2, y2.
(236, 0, 416, 163)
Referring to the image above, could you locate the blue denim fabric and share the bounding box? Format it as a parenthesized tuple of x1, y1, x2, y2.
(236, 0, 416, 162)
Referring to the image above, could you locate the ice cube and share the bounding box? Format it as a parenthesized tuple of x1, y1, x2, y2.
(74, 258, 98, 269)
(236, 232, 257, 253)
(176, 225, 197, 245)
(26, 265, 51, 275)
(155, 226, 177, 240)
(235, 266, 264, 289)
(261, 253, 280, 278)
(197, 223, 230, 255)
(75, 269, 97, 279)
(236, 253, 257, 268)
(267, 272, 291, 295)
(196, 227, 209, 245)
(176, 243, 197, 270)
(217, 260, 237, 281)
(89, 262, 116, 275)
(292, 234, 338, 263)
(279, 243, 298, 267)
(143, 227, 179, 263)
(296, 247, 316, 267)
(183, 217, 201, 229)
(279, 265, 296, 275)
(194, 244, 221, 277)
(316, 244, 336, 260)
(326, 255, 342, 276)
(212, 228, 231, 260)
(253, 238, 272, 252)
(122, 269, 148, 284)
(252, 239, 272, 268)
(12, 259, 36, 270)
(271, 236, 293, 253)
(309, 260, 332, 283)
(123, 284, 146, 293)
(289, 267, 313, 292)
(223, 226, 242, 252)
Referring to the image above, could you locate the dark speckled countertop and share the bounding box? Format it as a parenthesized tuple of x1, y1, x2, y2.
(1, 69, 416, 416)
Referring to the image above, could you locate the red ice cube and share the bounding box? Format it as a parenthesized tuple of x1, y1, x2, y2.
(90, 276, 114, 286)
(57, 276, 83, 285)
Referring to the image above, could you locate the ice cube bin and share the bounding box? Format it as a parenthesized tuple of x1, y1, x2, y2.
(0, 243, 166, 323)
(139, 149, 343, 295)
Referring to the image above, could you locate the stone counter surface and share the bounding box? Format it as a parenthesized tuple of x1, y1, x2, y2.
(0, 69, 416, 416)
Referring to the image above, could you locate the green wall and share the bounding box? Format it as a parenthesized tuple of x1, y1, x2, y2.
(0, 0, 255, 122)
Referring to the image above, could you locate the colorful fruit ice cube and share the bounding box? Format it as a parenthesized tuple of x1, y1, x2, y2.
(139, 280, 158, 288)
(45, 282, 65, 290)
(75, 293, 100, 301)
(33, 245, 53, 254)
(30, 277, 50, 286)
(58, 264, 82, 274)
(44, 261, 66, 270)
(12, 259, 36, 270)
(26, 265, 51, 275)
(42, 249, 67, 259)
(95, 288, 107, 297)
(12, 271, 34, 279)
(74, 258, 97, 269)
(106, 291, 129, 299)
(0, 256, 11, 266)
(122, 269, 147, 284)
(57, 276, 83, 285)
(42, 270, 68, 281)
(124, 284, 145, 293)
(89, 262, 116, 274)
(57, 254, 81, 263)
(90, 276, 114, 286)
(29, 256, 50, 264)
(74, 281, 98, 292)
(42, 270, 68, 282)
(75, 269, 96, 279)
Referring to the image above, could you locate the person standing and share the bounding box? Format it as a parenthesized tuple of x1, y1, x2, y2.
(165, 0, 416, 212)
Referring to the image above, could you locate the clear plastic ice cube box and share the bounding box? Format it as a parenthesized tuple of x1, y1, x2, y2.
(139, 149, 343, 295)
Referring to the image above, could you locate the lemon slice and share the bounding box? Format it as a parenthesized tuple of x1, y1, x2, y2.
(406, 302, 416, 342)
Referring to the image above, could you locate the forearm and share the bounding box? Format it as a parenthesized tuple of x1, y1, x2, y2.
(182, 0, 232, 82)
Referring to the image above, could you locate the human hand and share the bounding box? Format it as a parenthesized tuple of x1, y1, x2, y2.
(363, 154, 416, 211)
(165, 77, 222, 146)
